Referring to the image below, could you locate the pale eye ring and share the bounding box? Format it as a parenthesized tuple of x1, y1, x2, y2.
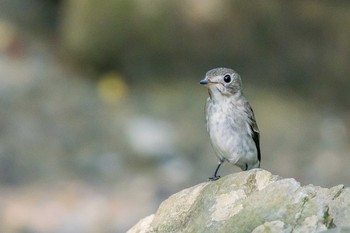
(223, 74, 231, 83)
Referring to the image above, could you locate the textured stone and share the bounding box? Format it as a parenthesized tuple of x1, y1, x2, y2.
(127, 169, 350, 233)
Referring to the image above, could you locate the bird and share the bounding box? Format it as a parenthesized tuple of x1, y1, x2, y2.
(199, 68, 261, 181)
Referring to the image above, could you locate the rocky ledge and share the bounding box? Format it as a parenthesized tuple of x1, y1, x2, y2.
(127, 169, 350, 233)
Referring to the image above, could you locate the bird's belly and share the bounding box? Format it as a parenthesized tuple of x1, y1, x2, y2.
(208, 121, 257, 164)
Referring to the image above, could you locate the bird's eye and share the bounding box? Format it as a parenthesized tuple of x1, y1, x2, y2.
(223, 74, 231, 83)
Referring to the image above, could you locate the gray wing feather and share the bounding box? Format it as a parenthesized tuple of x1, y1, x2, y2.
(247, 105, 261, 162)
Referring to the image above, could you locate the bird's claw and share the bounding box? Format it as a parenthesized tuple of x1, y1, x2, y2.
(208, 176, 221, 181)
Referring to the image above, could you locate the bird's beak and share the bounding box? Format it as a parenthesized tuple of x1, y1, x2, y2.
(199, 79, 209, 85)
(200, 79, 219, 86)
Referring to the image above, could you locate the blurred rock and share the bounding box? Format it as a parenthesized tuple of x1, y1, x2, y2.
(128, 169, 350, 233)
(125, 116, 177, 157)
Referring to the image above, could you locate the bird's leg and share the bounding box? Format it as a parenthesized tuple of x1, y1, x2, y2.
(209, 162, 222, 181)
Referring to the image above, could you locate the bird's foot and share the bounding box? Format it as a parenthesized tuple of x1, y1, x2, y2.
(208, 175, 221, 181)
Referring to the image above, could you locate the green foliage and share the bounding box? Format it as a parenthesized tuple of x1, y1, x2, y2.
(60, 1, 350, 93)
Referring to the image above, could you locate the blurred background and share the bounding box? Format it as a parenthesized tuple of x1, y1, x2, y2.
(0, 0, 349, 232)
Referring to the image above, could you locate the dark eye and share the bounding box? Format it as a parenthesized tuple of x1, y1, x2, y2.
(223, 74, 231, 83)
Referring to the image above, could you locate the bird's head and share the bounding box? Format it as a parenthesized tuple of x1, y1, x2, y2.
(200, 68, 242, 98)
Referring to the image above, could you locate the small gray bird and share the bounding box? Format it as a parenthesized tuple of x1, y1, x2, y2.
(200, 68, 261, 180)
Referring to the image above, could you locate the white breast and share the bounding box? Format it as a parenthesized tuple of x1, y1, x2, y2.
(206, 98, 257, 168)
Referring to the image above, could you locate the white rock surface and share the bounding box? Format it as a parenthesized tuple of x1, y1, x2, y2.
(128, 169, 350, 233)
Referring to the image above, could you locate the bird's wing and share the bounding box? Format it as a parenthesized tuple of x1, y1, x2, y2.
(247, 105, 261, 162)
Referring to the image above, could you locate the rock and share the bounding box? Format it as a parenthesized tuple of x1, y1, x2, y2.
(127, 169, 350, 233)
